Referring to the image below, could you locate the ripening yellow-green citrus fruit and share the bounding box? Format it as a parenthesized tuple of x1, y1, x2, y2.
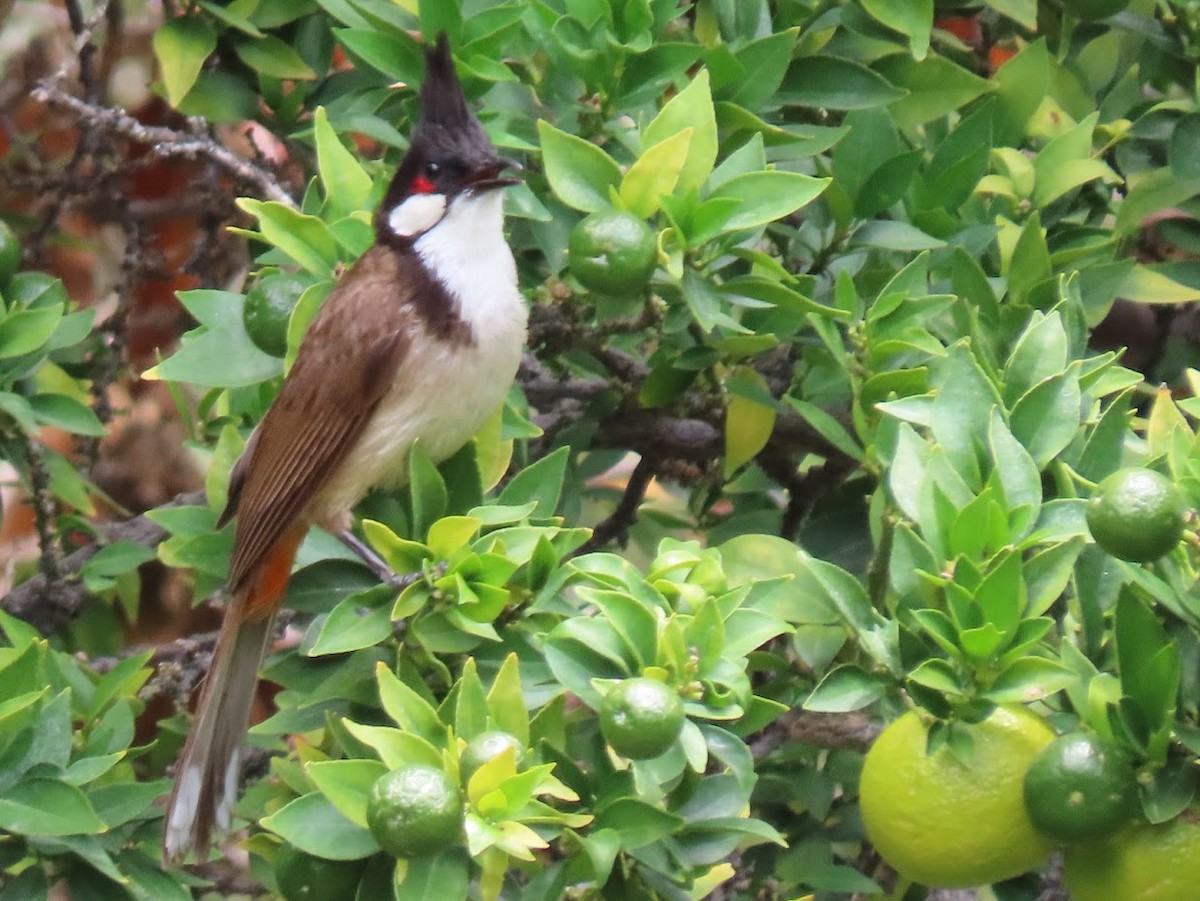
(859, 706, 1054, 888)
(1064, 809, 1200, 900)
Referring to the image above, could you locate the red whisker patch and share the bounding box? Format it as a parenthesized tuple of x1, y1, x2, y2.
(411, 175, 436, 194)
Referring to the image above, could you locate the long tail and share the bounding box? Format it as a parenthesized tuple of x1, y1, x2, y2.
(162, 526, 305, 863)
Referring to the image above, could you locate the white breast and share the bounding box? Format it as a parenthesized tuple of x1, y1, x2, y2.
(313, 190, 527, 518)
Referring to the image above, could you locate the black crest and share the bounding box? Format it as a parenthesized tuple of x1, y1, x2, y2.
(411, 32, 494, 166)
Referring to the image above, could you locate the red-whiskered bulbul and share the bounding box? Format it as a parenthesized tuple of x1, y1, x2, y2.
(163, 33, 526, 862)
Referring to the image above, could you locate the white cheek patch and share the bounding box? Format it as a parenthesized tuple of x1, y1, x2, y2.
(387, 193, 447, 239)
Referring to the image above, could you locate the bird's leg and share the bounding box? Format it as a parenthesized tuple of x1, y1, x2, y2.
(337, 530, 423, 591)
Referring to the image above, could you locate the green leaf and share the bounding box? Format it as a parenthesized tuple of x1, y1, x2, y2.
(486, 653, 529, 746)
(929, 343, 1002, 486)
(781, 56, 907, 110)
(1169, 114, 1200, 182)
(723, 367, 775, 477)
(409, 442, 448, 539)
(27, 394, 105, 436)
(875, 54, 992, 129)
(419, 0, 461, 43)
(88, 780, 166, 828)
(153, 17, 216, 107)
(804, 664, 888, 712)
(974, 549, 1022, 638)
(1008, 368, 1082, 468)
(593, 798, 683, 849)
(236, 200, 339, 277)
(642, 69, 718, 194)
(709, 171, 829, 232)
(197, 0, 264, 36)
(619, 129, 691, 217)
(1004, 310, 1069, 406)
(992, 39, 1049, 144)
(1115, 594, 1179, 731)
(0, 306, 63, 359)
(80, 541, 156, 592)
(1006, 212, 1052, 303)
(306, 759, 388, 828)
(342, 721, 443, 770)
(785, 398, 863, 461)
(986, 657, 1075, 704)
(395, 848, 470, 901)
(535, 121, 622, 213)
(861, 0, 933, 60)
(314, 107, 373, 220)
(333, 28, 423, 84)
(1118, 265, 1200, 305)
(851, 220, 944, 250)
(986, 0, 1037, 29)
(854, 150, 922, 218)
(0, 779, 106, 836)
(376, 662, 446, 745)
(307, 586, 393, 655)
(1115, 168, 1200, 236)
(148, 290, 282, 388)
(724, 29, 798, 111)
(497, 447, 569, 517)
(235, 34, 317, 80)
(426, 516, 481, 560)
(1032, 113, 1116, 207)
(987, 409, 1041, 516)
(175, 69, 258, 123)
(260, 792, 380, 859)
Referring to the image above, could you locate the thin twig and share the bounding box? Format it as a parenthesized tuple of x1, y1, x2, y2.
(80, 217, 145, 472)
(1, 489, 205, 634)
(30, 84, 296, 207)
(64, 0, 104, 102)
(24, 0, 113, 263)
(573, 455, 657, 556)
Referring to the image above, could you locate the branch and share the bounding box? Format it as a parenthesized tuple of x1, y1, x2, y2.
(23, 437, 67, 590)
(30, 83, 296, 207)
(573, 455, 656, 556)
(1, 489, 205, 635)
(749, 708, 882, 759)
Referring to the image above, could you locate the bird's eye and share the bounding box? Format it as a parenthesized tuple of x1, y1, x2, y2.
(425, 161, 441, 178)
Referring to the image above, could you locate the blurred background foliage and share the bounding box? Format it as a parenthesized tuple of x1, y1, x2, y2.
(0, 0, 1199, 898)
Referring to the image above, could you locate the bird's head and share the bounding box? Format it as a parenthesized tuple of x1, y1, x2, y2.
(378, 33, 519, 244)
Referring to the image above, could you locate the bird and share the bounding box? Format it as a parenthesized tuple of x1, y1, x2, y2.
(162, 33, 527, 863)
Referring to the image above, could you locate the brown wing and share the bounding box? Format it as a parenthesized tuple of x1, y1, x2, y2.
(223, 245, 414, 593)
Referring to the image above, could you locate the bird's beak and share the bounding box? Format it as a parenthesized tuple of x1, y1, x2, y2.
(465, 156, 522, 192)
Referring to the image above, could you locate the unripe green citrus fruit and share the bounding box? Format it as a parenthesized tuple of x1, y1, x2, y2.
(1023, 732, 1137, 842)
(1086, 468, 1186, 563)
(599, 677, 684, 760)
(461, 730, 525, 783)
(568, 209, 657, 295)
(243, 273, 307, 357)
(366, 765, 463, 858)
(275, 844, 365, 901)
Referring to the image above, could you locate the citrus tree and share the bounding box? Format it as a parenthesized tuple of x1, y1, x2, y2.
(1, 0, 1200, 899)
